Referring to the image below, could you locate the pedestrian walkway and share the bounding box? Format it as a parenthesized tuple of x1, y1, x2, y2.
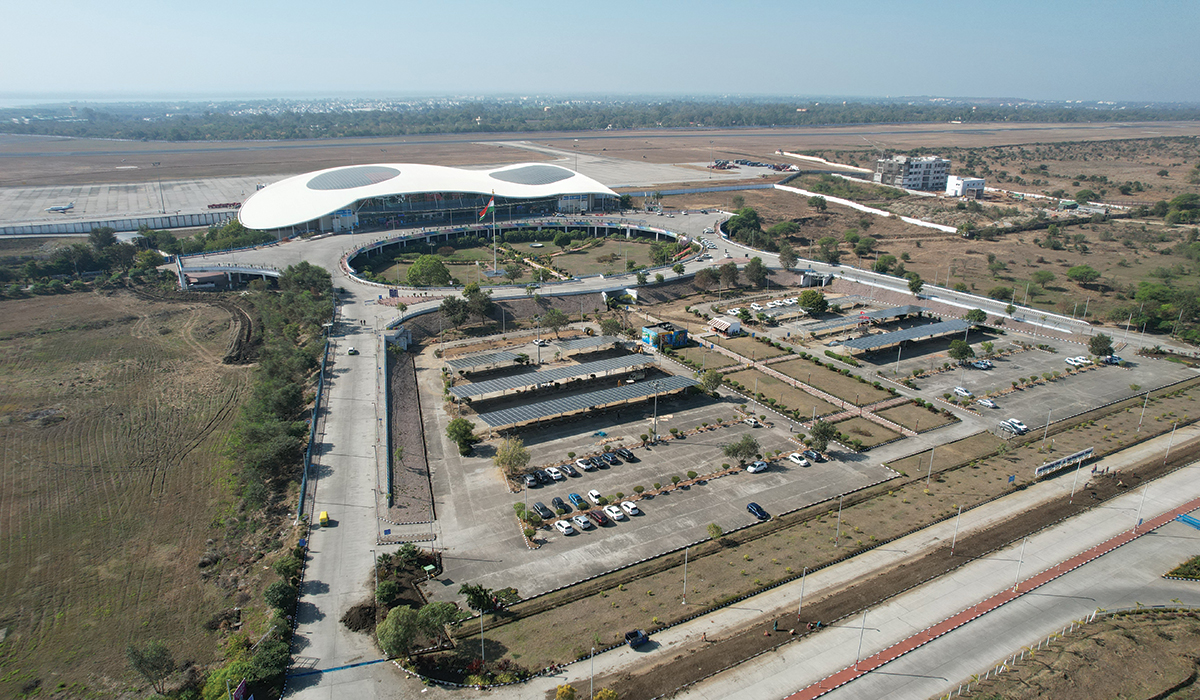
(785, 494, 1200, 699)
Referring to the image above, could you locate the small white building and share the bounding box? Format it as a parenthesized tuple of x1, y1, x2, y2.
(946, 175, 985, 199)
(709, 317, 741, 337)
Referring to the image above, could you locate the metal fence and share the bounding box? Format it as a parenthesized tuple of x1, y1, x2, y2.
(298, 298, 337, 521)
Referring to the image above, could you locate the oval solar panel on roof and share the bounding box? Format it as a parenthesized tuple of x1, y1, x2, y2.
(489, 164, 575, 186)
(307, 165, 401, 190)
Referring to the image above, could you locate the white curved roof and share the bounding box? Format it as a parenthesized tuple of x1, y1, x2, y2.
(238, 162, 617, 230)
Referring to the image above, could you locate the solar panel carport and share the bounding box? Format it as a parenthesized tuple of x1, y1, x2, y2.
(445, 350, 521, 373)
(555, 335, 622, 357)
(449, 355, 654, 400)
(476, 375, 699, 430)
(840, 319, 972, 353)
(802, 305, 930, 335)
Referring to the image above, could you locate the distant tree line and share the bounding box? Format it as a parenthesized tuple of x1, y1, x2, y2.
(4, 100, 1200, 141)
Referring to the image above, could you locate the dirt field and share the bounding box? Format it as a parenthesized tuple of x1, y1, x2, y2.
(673, 343, 739, 370)
(722, 368, 840, 418)
(709, 335, 787, 361)
(963, 612, 1200, 700)
(772, 358, 894, 405)
(875, 402, 959, 433)
(831, 416, 902, 448)
(0, 291, 251, 695)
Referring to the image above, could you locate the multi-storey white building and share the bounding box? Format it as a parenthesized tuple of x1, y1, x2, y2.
(873, 156, 950, 191)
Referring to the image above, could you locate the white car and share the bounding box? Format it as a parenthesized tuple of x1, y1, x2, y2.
(787, 452, 809, 466)
(603, 504, 627, 521)
(977, 398, 998, 409)
(750, 303, 763, 311)
(587, 489, 604, 505)
(746, 460, 769, 473)
(576, 458, 595, 472)
(1065, 357, 1084, 367)
(743, 417, 760, 427)
(1074, 356, 1093, 365)
(545, 467, 565, 481)
(571, 514, 593, 530)
(1008, 418, 1029, 433)
(724, 251, 732, 258)
(620, 501, 641, 516)
(727, 308, 741, 315)
(786, 297, 799, 305)
(554, 520, 575, 535)
(953, 386, 973, 398)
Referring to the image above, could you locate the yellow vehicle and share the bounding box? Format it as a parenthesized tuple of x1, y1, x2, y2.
(319, 511, 329, 527)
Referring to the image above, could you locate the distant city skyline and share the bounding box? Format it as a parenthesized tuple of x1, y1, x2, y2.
(3, 0, 1198, 104)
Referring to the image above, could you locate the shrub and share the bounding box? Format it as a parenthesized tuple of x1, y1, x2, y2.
(687, 470, 698, 479)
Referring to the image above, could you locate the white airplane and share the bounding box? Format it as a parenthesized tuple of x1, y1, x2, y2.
(45, 201, 75, 213)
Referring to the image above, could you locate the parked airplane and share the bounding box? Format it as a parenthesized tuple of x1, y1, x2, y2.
(45, 201, 75, 213)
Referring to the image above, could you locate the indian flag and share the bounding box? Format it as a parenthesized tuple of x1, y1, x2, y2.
(478, 196, 495, 221)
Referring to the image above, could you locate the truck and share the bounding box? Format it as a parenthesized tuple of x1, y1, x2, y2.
(624, 629, 650, 648)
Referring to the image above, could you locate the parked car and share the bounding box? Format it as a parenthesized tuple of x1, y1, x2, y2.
(523, 473, 539, 488)
(625, 629, 651, 648)
(551, 496, 569, 513)
(560, 463, 579, 477)
(347, 347, 359, 355)
(972, 360, 993, 369)
(587, 509, 610, 526)
(743, 417, 760, 427)
(571, 514, 593, 530)
(601, 452, 619, 466)
(620, 501, 641, 516)
(534, 339, 550, 347)
(617, 447, 637, 462)
(534, 469, 552, 484)
(977, 398, 998, 409)
(787, 452, 809, 466)
(554, 520, 575, 535)
(1008, 418, 1029, 433)
(1104, 355, 1124, 365)
(587, 489, 604, 505)
(589, 456, 605, 469)
(604, 504, 627, 521)
(726, 307, 741, 316)
(747, 502, 769, 520)
(533, 502, 554, 519)
(545, 467, 565, 481)
(803, 449, 825, 463)
(953, 386, 973, 398)
(746, 460, 769, 473)
(568, 493, 587, 508)
(576, 458, 596, 472)
(999, 419, 1017, 434)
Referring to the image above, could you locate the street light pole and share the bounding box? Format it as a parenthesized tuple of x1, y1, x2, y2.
(950, 505, 963, 555)
(1041, 408, 1052, 449)
(590, 648, 595, 700)
(682, 547, 688, 604)
(834, 495, 844, 546)
(854, 610, 867, 670)
(652, 381, 661, 442)
(798, 566, 808, 618)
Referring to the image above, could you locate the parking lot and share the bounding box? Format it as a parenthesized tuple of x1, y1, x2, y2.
(424, 379, 897, 604)
(908, 344, 1197, 436)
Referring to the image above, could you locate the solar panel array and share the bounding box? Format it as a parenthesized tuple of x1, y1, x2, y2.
(803, 305, 930, 333)
(306, 165, 400, 191)
(556, 335, 620, 352)
(445, 350, 521, 371)
(449, 355, 652, 398)
(489, 164, 574, 186)
(841, 319, 972, 351)
(477, 375, 698, 428)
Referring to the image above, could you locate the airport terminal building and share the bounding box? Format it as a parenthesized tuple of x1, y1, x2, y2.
(238, 162, 619, 234)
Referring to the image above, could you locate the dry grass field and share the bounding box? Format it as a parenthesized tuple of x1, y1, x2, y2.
(0, 291, 252, 695)
(771, 358, 893, 405)
(721, 368, 840, 418)
(709, 335, 787, 361)
(831, 416, 902, 448)
(876, 402, 959, 433)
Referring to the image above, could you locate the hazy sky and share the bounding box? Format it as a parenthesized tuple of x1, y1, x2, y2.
(3, 0, 1197, 103)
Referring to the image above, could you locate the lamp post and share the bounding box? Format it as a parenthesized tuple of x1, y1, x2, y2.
(798, 566, 808, 618)
(590, 647, 595, 699)
(652, 380, 662, 442)
(835, 495, 844, 546)
(682, 547, 688, 604)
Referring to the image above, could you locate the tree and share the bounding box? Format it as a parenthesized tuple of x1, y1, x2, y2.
(948, 339, 975, 363)
(1066, 264, 1100, 286)
(1075, 189, 1097, 204)
(722, 434, 760, 464)
(731, 194, 745, 209)
(636, 270, 648, 286)
(377, 605, 420, 657)
(707, 523, 724, 540)
(89, 226, 117, 251)
(1088, 333, 1114, 358)
(446, 418, 476, 455)
(264, 580, 298, 610)
(693, 267, 719, 290)
(503, 263, 524, 283)
(744, 257, 768, 287)
(987, 260, 1007, 277)
(406, 254, 451, 286)
(907, 276, 924, 295)
(777, 243, 797, 271)
(553, 231, 573, 251)
(600, 317, 622, 336)
(808, 195, 827, 212)
(134, 249, 165, 270)
(854, 237, 876, 259)
(768, 221, 800, 237)
(793, 290, 823, 316)
(980, 341, 995, 356)
(719, 262, 739, 288)
(417, 601, 461, 639)
(493, 436, 530, 476)
(543, 307, 568, 336)
(377, 580, 401, 606)
(701, 369, 722, 393)
(556, 685, 578, 700)
(462, 282, 494, 324)
(439, 296, 469, 327)
(965, 308, 988, 324)
(672, 263, 686, 277)
(873, 254, 897, 274)
(809, 420, 838, 453)
(594, 689, 618, 700)
(127, 641, 175, 695)
(459, 583, 495, 612)
(1031, 270, 1055, 288)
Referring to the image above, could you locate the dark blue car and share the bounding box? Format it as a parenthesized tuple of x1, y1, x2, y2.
(747, 502, 769, 520)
